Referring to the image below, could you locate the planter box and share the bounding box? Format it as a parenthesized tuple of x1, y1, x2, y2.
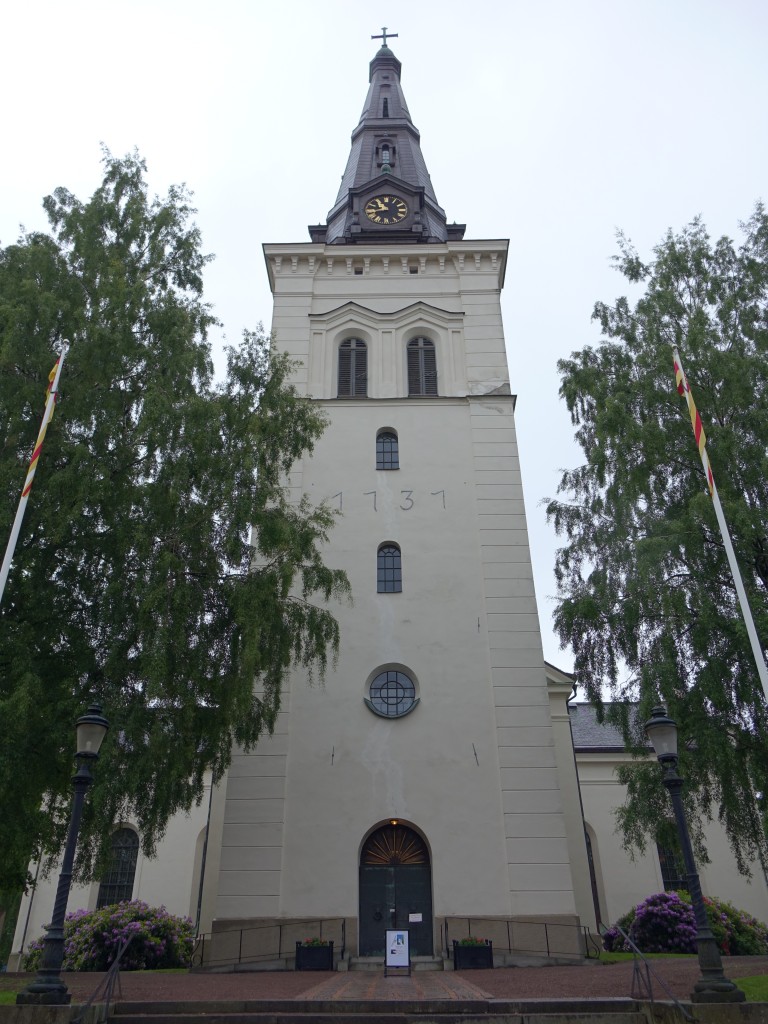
(453, 940, 493, 970)
(295, 941, 334, 971)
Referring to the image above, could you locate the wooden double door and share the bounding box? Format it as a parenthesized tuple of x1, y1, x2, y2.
(358, 824, 433, 957)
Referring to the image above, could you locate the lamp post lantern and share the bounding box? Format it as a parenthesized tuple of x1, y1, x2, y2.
(17, 703, 109, 1005)
(644, 706, 744, 1003)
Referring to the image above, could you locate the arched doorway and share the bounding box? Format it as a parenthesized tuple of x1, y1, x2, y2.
(359, 822, 433, 956)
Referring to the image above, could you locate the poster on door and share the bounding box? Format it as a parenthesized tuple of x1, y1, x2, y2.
(385, 929, 409, 967)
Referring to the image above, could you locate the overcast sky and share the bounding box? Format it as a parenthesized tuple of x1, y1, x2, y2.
(2, 0, 766, 672)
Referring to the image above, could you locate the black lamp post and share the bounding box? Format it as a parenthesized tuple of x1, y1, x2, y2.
(644, 706, 744, 1004)
(17, 703, 109, 1006)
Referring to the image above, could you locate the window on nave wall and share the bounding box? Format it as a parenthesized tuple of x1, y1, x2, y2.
(657, 842, 686, 892)
(407, 337, 438, 396)
(338, 338, 368, 397)
(97, 827, 139, 908)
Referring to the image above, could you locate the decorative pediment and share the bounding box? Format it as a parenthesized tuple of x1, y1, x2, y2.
(308, 300, 464, 333)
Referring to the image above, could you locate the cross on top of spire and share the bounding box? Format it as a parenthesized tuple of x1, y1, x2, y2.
(371, 27, 398, 48)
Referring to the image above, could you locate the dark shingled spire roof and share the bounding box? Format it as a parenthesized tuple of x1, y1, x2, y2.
(309, 42, 464, 244)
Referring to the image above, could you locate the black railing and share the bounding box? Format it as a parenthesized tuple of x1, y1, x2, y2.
(444, 917, 596, 960)
(601, 922, 694, 1021)
(71, 934, 134, 1024)
(192, 918, 346, 970)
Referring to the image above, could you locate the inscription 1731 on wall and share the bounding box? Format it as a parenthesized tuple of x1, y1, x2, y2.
(327, 490, 446, 512)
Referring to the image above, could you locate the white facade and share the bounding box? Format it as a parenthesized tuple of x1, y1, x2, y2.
(209, 239, 582, 955)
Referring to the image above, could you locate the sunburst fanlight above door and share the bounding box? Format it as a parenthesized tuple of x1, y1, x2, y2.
(361, 824, 428, 865)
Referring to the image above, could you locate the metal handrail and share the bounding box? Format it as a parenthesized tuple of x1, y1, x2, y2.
(71, 934, 134, 1024)
(444, 916, 594, 959)
(600, 922, 694, 1021)
(192, 917, 347, 969)
(584, 929, 603, 959)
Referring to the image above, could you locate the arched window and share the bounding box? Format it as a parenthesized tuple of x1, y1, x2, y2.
(338, 339, 368, 397)
(407, 338, 437, 396)
(376, 430, 399, 470)
(657, 841, 686, 891)
(377, 543, 402, 592)
(97, 828, 139, 908)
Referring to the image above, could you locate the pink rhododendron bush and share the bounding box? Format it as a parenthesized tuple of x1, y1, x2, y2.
(24, 900, 195, 971)
(603, 891, 768, 956)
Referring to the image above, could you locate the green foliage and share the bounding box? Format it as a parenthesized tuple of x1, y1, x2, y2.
(0, 890, 22, 967)
(695, 893, 768, 956)
(548, 206, 768, 872)
(0, 151, 349, 891)
(22, 901, 194, 971)
(603, 891, 768, 956)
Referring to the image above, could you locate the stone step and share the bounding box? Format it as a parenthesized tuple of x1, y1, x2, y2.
(110, 998, 646, 1024)
(346, 955, 445, 972)
(112, 1015, 647, 1024)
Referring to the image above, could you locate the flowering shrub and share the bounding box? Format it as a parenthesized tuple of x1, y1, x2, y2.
(603, 892, 768, 956)
(459, 936, 489, 946)
(300, 937, 329, 947)
(23, 901, 195, 972)
(695, 895, 768, 956)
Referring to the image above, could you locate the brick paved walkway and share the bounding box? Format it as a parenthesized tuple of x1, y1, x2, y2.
(6, 956, 768, 1005)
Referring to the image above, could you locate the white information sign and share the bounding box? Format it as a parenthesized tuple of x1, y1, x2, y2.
(385, 929, 409, 968)
(408, 913, 422, 923)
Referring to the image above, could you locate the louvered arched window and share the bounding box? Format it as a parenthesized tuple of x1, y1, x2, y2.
(407, 338, 437, 396)
(97, 828, 139, 908)
(338, 339, 368, 397)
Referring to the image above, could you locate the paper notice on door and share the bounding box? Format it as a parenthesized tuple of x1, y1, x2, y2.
(408, 913, 422, 922)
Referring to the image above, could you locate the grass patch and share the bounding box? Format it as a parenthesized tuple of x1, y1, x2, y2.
(0, 992, 18, 1005)
(144, 968, 189, 974)
(735, 976, 768, 1002)
(599, 951, 696, 965)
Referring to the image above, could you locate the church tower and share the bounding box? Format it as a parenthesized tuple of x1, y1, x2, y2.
(211, 35, 585, 959)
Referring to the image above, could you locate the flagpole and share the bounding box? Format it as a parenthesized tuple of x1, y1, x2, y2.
(672, 345, 768, 704)
(708, 479, 768, 703)
(0, 347, 68, 609)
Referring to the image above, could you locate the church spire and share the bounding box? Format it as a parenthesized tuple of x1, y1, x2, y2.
(308, 34, 465, 244)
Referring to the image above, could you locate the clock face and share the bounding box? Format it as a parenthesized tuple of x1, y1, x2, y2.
(364, 194, 408, 225)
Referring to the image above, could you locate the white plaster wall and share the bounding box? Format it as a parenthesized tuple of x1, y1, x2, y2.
(548, 684, 597, 930)
(12, 783, 213, 964)
(577, 752, 768, 927)
(278, 398, 513, 921)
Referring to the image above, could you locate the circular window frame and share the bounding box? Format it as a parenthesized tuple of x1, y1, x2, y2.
(364, 667, 420, 719)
